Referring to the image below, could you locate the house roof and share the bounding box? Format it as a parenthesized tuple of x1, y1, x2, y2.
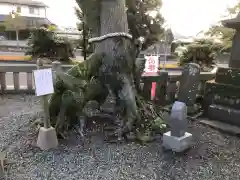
(0, 0, 48, 7)
(0, 14, 52, 28)
(222, 12, 240, 29)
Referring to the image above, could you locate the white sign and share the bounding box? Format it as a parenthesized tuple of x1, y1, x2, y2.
(144, 55, 159, 73)
(33, 68, 54, 96)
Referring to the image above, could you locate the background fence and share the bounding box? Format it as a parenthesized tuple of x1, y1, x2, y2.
(0, 62, 216, 104)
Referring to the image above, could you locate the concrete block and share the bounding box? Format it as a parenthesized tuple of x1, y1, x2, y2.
(37, 127, 58, 150)
(162, 131, 192, 152)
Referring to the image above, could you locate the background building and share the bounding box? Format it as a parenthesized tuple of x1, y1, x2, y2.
(0, 0, 51, 42)
(56, 26, 81, 40)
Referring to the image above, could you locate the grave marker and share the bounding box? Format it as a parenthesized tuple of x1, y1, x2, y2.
(178, 63, 200, 111)
(169, 101, 187, 137)
(163, 101, 193, 152)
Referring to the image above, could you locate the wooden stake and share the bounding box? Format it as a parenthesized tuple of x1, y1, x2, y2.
(37, 58, 51, 129)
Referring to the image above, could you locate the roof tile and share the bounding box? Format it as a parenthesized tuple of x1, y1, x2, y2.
(0, 0, 47, 7)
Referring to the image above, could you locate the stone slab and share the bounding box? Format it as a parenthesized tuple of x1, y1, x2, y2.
(37, 127, 58, 150)
(162, 131, 193, 152)
(205, 80, 240, 99)
(199, 119, 240, 136)
(208, 104, 240, 127)
(215, 67, 240, 86)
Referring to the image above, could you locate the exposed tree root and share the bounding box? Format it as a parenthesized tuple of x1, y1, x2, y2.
(43, 52, 166, 143)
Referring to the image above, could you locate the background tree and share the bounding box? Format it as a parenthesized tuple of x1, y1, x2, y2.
(26, 26, 74, 62)
(179, 39, 222, 70)
(126, 0, 165, 49)
(75, 0, 165, 52)
(3, 11, 27, 47)
(204, 2, 240, 52)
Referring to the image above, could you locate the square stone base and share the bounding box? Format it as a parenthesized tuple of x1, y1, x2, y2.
(162, 131, 192, 152)
(37, 127, 58, 150)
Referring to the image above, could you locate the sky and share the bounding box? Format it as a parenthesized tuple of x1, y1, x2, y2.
(40, 0, 239, 37)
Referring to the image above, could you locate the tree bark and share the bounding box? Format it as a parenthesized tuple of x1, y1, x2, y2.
(95, 0, 129, 53)
(93, 0, 138, 137)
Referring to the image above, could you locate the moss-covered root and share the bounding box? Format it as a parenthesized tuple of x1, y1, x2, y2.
(47, 53, 105, 137)
(130, 95, 166, 143)
(67, 52, 105, 79)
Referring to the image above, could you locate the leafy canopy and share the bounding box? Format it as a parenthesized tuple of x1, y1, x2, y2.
(3, 11, 27, 31)
(179, 39, 223, 67)
(26, 26, 75, 62)
(204, 2, 240, 52)
(75, 0, 165, 50)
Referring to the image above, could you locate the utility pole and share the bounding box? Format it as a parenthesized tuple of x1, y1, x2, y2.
(82, 12, 87, 61)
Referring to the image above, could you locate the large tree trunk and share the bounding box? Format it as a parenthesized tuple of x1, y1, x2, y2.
(93, 0, 138, 138)
(95, 0, 129, 53)
(48, 0, 165, 142)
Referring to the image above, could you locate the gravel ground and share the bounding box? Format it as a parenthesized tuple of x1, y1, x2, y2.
(0, 95, 240, 180)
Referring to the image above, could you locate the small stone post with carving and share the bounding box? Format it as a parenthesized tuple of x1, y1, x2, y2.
(162, 101, 193, 152)
(36, 58, 58, 150)
(178, 63, 200, 105)
(178, 63, 201, 114)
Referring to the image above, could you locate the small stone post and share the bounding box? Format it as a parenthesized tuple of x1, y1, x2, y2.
(36, 58, 58, 150)
(162, 101, 193, 152)
(155, 71, 168, 104)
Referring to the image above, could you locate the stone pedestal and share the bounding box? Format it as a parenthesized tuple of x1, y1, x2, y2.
(206, 12, 240, 126)
(37, 127, 58, 150)
(162, 131, 193, 152)
(163, 101, 193, 152)
(204, 67, 240, 126)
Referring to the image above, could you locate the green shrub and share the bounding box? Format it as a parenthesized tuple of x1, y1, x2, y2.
(26, 27, 75, 62)
(179, 39, 223, 67)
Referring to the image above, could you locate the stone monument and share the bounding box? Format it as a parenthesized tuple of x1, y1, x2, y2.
(204, 12, 240, 126)
(163, 101, 193, 152)
(178, 63, 201, 114)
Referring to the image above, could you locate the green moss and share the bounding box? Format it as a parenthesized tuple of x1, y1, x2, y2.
(48, 53, 105, 133)
(215, 67, 240, 86)
(205, 80, 240, 109)
(205, 80, 240, 98)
